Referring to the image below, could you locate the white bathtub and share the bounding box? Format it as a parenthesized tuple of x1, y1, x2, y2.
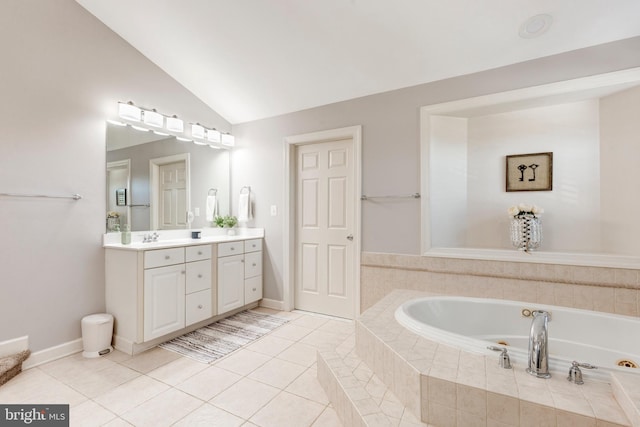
(395, 296, 640, 379)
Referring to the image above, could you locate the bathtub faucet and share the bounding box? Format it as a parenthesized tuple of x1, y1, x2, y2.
(526, 310, 551, 378)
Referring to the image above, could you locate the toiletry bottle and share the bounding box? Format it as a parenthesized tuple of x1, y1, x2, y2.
(121, 224, 131, 245)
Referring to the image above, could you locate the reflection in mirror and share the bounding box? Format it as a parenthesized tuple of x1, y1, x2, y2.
(106, 123, 230, 232)
(422, 69, 640, 260)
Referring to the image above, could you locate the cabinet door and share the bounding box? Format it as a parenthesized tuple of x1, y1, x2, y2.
(186, 259, 212, 294)
(217, 254, 245, 314)
(186, 289, 212, 326)
(244, 275, 262, 305)
(144, 264, 185, 341)
(244, 251, 262, 279)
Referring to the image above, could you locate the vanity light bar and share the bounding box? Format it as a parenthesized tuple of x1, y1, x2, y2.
(118, 102, 142, 122)
(207, 129, 221, 143)
(143, 109, 163, 128)
(221, 133, 235, 147)
(166, 116, 184, 133)
(115, 101, 234, 149)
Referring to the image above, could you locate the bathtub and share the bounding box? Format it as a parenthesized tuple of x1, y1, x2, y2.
(395, 296, 640, 379)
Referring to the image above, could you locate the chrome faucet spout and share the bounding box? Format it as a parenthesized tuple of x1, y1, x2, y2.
(526, 310, 551, 378)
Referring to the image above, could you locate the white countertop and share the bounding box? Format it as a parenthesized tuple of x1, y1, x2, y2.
(103, 228, 264, 251)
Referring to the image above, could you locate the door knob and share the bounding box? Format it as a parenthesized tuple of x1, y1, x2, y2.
(346, 235, 354, 241)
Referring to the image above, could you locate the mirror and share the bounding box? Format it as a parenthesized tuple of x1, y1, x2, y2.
(106, 123, 230, 232)
(421, 68, 640, 264)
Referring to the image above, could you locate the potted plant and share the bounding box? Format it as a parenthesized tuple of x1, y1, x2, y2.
(214, 215, 238, 235)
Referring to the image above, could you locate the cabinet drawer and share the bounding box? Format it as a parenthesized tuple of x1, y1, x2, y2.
(244, 239, 262, 253)
(244, 251, 262, 279)
(186, 259, 212, 294)
(144, 247, 185, 269)
(244, 275, 262, 305)
(218, 241, 244, 257)
(186, 245, 211, 262)
(186, 289, 212, 326)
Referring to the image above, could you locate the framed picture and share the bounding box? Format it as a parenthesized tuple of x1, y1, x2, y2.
(506, 152, 553, 192)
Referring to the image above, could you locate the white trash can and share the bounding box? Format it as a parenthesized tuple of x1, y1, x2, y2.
(81, 313, 114, 358)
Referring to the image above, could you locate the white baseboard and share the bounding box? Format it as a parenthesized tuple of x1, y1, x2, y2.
(0, 336, 29, 359)
(259, 298, 285, 311)
(22, 338, 83, 370)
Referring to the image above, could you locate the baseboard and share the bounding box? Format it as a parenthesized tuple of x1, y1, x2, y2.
(22, 339, 83, 370)
(0, 336, 29, 359)
(259, 298, 285, 311)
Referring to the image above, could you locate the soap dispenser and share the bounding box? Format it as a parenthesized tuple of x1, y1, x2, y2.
(121, 224, 131, 245)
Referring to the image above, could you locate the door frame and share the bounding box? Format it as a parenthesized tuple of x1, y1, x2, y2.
(106, 159, 131, 229)
(283, 125, 362, 317)
(149, 153, 191, 230)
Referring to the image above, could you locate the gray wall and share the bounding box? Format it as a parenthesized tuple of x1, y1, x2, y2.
(231, 37, 640, 302)
(2, 0, 640, 352)
(0, 0, 230, 352)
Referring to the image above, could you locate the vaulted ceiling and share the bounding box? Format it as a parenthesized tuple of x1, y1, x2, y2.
(76, 0, 640, 124)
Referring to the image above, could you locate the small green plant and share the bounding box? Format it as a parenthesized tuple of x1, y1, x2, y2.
(214, 215, 238, 228)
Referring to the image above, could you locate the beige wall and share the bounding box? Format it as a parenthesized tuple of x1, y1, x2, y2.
(0, 0, 230, 351)
(232, 37, 640, 302)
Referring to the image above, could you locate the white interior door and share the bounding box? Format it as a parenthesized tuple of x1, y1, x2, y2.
(159, 161, 187, 229)
(295, 138, 355, 318)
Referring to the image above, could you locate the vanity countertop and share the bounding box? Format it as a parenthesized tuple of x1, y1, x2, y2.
(103, 228, 264, 251)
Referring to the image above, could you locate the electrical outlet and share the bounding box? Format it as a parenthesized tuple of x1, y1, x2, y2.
(194, 207, 200, 217)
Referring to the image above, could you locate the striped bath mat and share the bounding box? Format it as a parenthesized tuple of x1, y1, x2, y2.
(159, 310, 289, 363)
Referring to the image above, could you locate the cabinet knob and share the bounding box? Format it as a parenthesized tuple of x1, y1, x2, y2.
(197, 304, 203, 309)
(252, 263, 257, 267)
(181, 271, 186, 275)
(198, 274, 203, 278)
(241, 259, 245, 263)
(252, 288, 256, 292)
(198, 251, 202, 255)
(230, 247, 235, 251)
(252, 244, 256, 248)
(165, 255, 170, 260)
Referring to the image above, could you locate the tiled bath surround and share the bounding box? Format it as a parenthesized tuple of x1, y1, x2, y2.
(360, 253, 640, 316)
(353, 290, 637, 426)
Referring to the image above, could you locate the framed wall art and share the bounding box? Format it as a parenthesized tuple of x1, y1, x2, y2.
(505, 152, 553, 192)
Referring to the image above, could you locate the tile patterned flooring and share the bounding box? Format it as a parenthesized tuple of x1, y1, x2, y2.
(0, 309, 354, 427)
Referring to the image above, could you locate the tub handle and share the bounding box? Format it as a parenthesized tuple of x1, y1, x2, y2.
(567, 361, 597, 385)
(487, 346, 512, 369)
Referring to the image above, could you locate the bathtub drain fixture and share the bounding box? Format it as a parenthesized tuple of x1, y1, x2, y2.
(617, 359, 638, 369)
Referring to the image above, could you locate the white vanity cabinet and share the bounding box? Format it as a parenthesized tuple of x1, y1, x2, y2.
(105, 232, 264, 355)
(105, 243, 216, 352)
(217, 238, 263, 314)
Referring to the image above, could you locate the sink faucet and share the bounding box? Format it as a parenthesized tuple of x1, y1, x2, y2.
(526, 310, 551, 378)
(142, 232, 159, 243)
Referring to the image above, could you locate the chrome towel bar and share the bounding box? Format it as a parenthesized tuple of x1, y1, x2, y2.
(361, 193, 420, 201)
(0, 192, 82, 200)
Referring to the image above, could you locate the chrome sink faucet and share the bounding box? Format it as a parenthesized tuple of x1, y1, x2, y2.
(142, 232, 159, 243)
(526, 310, 551, 378)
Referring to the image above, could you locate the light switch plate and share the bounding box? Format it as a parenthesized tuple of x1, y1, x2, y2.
(270, 205, 277, 216)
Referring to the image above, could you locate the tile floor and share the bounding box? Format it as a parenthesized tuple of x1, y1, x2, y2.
(0, 308, 354, 427)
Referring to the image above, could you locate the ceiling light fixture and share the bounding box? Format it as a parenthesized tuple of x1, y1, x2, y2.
(519, 14, 553, 39)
